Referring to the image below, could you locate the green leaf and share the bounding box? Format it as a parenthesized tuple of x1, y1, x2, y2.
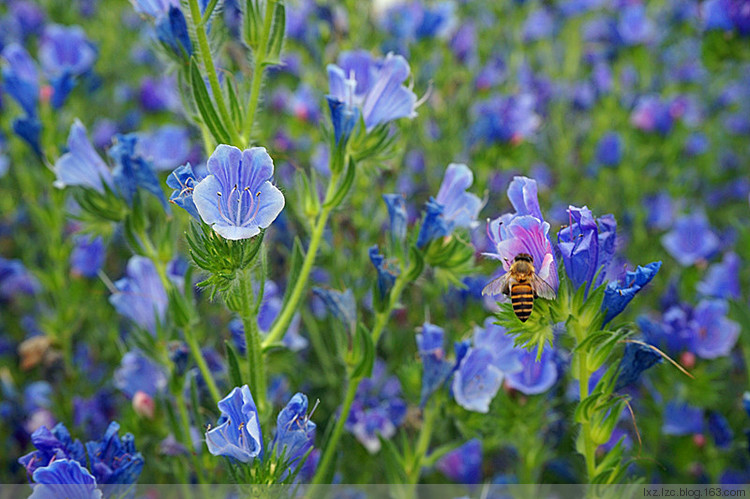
(406, 245, 425, 282)
(243, 0, 260, 50)
(189, 59, 231, 144)
(189, 372, 205, 427)
(350, 323, 375, 379)
(324, 156, 357, 209)
(225, 340, 244, 388)
(265, 1, 286, 64)
(225, 75, 244, 130)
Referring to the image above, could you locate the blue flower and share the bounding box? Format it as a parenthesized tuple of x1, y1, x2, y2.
(53, 120, 114, 194)
(630, 95, 674, 135)
(707, 412, 733, 449)
(327, 50, 418, 131)
(113, 350, 168, 399)
(38, 25, 97, 108)
(617, 4, 655, 45)
(205, 385, 263, 462)
(271, 393, 316, 467)
(703, 0, 734, 31)
(192, 145, 285, 240)
(29, 459, 102, 499)
(18, 423, 87, 478)
(345, 360, 407, 453)
(156, 6, 193, 60)
(382, 193, 407, 241)
(417, 163, 481, 248)
(697, 252, 740, 299)
(557, 206, 617, 296)
(135, 125, 191, 171)
(326, 95, 359, 146)
(505, 347, 558, 395)
(436, 438, 482, 484)
(70, 235, 106, 278)
(85, 421, 144, 489)
(109, 256, 168, 336)
(595, 132, 623, 167)
(692, 299, 740, 359)
(661, 212, 720, 266)
(1, 43, 39, 116)
(614, 342, 662, 391)
(452, 348, 504, 413)
(523, 8, 555, 42)
(469, 94, 540, 145)
(601, 262, 661, 326)
(662, 401, 703, 436)
(369, 245, 399, 304)
(311, 287, 356, 334)
(644, 192, 675, 230)
(416, 323, 454, 406)
(167, 163, 207, 221)
(13, 115, 43, 156)
(109, 133, 168, 209)
(129, 0, 180, 18)
(640, 304, 698, 357)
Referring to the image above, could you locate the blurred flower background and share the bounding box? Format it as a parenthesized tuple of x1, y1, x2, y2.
(0, 0, 749, 489)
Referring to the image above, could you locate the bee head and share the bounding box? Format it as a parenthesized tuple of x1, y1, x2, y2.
(514, 253, 533, 264)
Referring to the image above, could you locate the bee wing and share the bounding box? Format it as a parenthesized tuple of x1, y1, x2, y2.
(532, 274, 557, 300)
(482, 273, 512, 296)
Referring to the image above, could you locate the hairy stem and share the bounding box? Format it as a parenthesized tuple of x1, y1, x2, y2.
(239, 269, 267, 416)
(184, 322, 223, 404)
(243, 0, 276, 144)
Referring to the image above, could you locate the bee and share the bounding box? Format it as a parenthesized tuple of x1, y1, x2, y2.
(482, 253, 556, 322)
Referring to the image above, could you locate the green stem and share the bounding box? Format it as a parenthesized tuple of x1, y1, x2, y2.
(187, 0, 241, 146)
(243, 0, 276, 144)
(175, 392, 208, 484)
(239, 269, 267, 415)
(184, 323, 223, 403)
(310, 374, 360, 485)
(407, 399, 437, 483)
(578, 351, 597, 482)
(199, 0, 220, 25)
(262, 178, 338, 349)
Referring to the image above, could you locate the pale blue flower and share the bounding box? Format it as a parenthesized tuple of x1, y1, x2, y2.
(54, 120, 114, 194)
(205, 385, 263, 462)
(193, 145, 285, 240)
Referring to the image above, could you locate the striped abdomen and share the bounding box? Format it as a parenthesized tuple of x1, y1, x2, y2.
(510, 282, 534, 322)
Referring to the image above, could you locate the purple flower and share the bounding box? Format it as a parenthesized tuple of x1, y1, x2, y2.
(661, 212, 720, 266)
(138, 75, 180, 112)
(70, 235, 105, 278)
(416, 322, 454, 406)
(28, 459, 101, 499)
(614, 342, 662, 391)
(0, 256, 40, 299)
(601, 262, 661, 326)
(505, 347, 558, 395)
(630, 95, 674, 135)
(327, 50, 418, 131)
(38, 24, 96, 77)
(345, 360, 407, 453)
(18, 424, 87, 478)
(271, 393, 316, 467)
(697, 252, 740, 299)
(155, 6, 193, 60)
(288, 84, 321, 123)
(484, 216, 559, 294)
(135, 125, 191, 171)
(523, 8, 555, 42)
(662, 401, 703, 435)
(450, 22, 477, 66)
(644, 192, 675, 230)
(85, 421, 144, 488)
(53, 120, 114, 194)
(639, 304, 698, 357)
(436, 438, 482, 484)
(109, 256, 168, 336)
(469, 94, 540, 145)
(114, 350, 168, 399)
(192, 145, 285, 240)
(595, 132, 623, 166)
(417, 163, 481, 248)
(558, 206, 617, 295)
(166, 162, 207, 221)
(693, 299, 740, 359)
(205, 385, 263, 462)
(1, 43, 39, 116)
(703, 0, 734, 31)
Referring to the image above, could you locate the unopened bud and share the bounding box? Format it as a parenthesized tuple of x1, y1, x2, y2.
(133, 391, 155, 419)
